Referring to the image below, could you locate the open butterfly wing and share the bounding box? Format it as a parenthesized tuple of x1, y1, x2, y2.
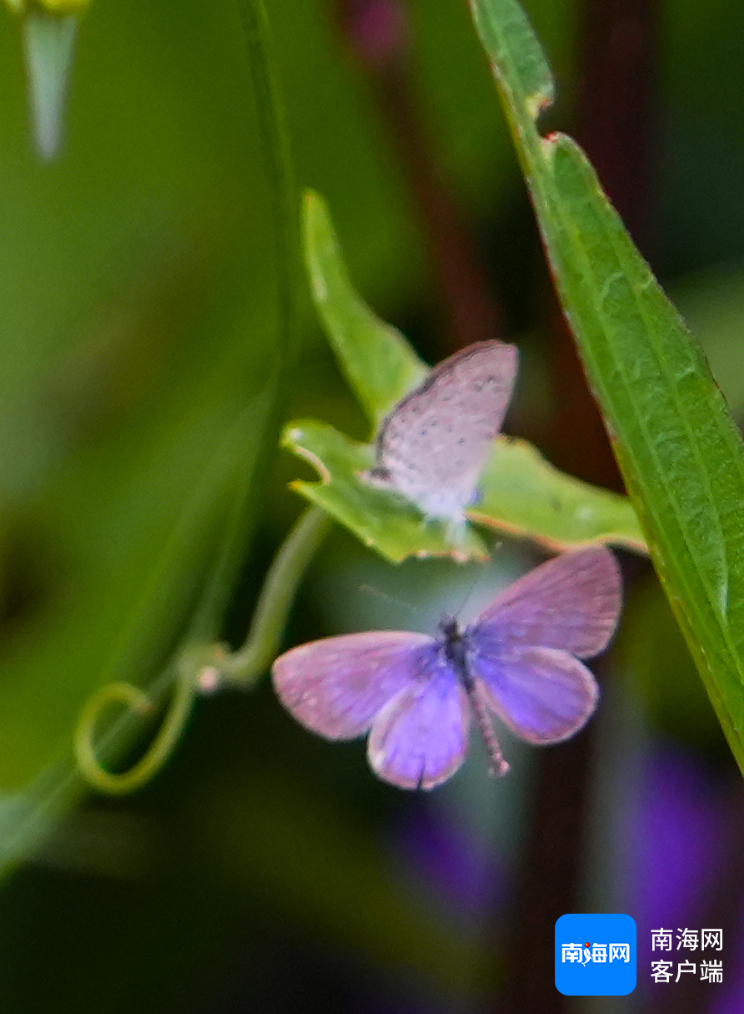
(367, 341, 518, 519)
(471, 546, 622, 659)
(469, 645, 599, 743)
(368, 670, 470, 789)
(272, 630, 433, 740)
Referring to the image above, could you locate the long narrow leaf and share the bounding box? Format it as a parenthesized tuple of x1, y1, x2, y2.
(469, 0, 744, 770)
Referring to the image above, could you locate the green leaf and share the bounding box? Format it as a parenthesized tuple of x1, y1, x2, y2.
(302, 190, 428, 429)
(292, 189, 645, 561)
(473, 438, 646, 552)
(285, 420, 646, 562)
(0, 0, 297, 834)
(469, 0, 744, 772)
(283, 419, 489, 562)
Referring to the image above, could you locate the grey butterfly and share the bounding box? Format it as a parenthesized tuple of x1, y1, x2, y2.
(361, 340, 518, 524)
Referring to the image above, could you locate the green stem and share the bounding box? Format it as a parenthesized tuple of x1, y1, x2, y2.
(217, 505, 332, 685)
(237, 0, 299, 359)
(190, 0, 300, 635)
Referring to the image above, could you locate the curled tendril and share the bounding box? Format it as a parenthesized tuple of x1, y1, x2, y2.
(73, 651, 198, 796)
(74, 506, 331, 794)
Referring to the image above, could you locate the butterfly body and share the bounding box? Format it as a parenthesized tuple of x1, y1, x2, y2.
(273, 547, 622, 790)
(438, 616, 468, 680)
(432, 617, 488, 727)
(362, 340, 518, 524)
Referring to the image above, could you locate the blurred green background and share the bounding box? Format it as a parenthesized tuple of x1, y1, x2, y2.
(1, 0, 744, 1011)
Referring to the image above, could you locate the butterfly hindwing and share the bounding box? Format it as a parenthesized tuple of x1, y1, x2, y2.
(367, 667, 470, 789)
(272, 630, 433, 740)
(468, 645, 599, 744)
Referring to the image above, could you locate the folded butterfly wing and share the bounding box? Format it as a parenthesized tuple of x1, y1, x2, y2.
(365, 340, 518, 520)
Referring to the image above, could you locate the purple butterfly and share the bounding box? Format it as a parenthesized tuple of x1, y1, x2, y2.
(272, 547, 622, 790)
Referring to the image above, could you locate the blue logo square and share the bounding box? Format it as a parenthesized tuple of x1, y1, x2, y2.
(555, 914, 636, 995)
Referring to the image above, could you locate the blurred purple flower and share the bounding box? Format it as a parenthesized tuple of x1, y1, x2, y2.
(628, 742, 737, 1007)
(394, 804, 509, 922)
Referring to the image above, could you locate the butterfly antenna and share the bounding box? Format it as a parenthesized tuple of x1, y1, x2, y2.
(358, 585, 419, 616)
(447, 568, 488, 627)
(451, 540, 507, 619)
(467, 684, 510, 777)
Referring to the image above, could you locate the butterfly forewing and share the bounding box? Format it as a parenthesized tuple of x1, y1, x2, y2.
(366, 340, 518, 519)
(272, 630, 433, 740)
(368, 671, 470, 789)
(470, 546, 622, 659)
(469, 645, 599, 743)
